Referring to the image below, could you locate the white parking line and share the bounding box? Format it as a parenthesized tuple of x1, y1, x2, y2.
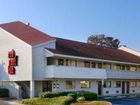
(120, 98, 139, 102)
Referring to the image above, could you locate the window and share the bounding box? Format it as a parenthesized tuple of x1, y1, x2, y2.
(116, 81, 121, 87)
(58, 59, 64, 65)
(80, 81, 90, 88)
(91, 62, 96, 68)
(75, 60, 77, 66)
(103, 63, 111, 69)
(122, 65, 125, 70)
(65, 81, 75, 89)
(65, 59, 69, 66)
(47, 57, 55, 65)
(116, 64, 121, 70)
(98, 63, 102, 68)
(137, 66, 140, 71)
(130, 66, 136, 71)
(137, 81, 140, 87)
(130, 81, 136, 87)
(126, 65, 130, 70)
(104, 81, 111, 88)
(84, 61, 90, 68)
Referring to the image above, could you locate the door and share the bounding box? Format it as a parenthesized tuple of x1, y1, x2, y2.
(126, 81, 129, 94)
(122, 81, 125, 94)
(98, 81, 102, 95)
(42, 81, 52, 92)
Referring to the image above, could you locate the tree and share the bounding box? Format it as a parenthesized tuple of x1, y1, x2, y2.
(87, 34, 120, 48)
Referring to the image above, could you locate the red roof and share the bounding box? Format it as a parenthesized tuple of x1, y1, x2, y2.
(48, 38, 140, 64)
(0, 21, 54, 45)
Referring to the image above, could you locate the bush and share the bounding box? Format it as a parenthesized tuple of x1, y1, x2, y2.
(39, 91, 58, 98)
(76, 97, 85, 102)
(67, 93, 77, 101)
(39, 91, 97, 101)
(77, 91, 97, 100)
(39, 91, 68, 98)
(39, 91, 76, 98)
(22, 96, 74, 105)
(63, 96, 74, 105)
(0, 88, 9, 97)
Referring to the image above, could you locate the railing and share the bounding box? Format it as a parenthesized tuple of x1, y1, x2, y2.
(45, 65, 140, 79)
(45, 65, 107, 79)
(106, 69, 140, 79)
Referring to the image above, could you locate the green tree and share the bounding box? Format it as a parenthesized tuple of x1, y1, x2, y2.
(87, 34, 120, 48)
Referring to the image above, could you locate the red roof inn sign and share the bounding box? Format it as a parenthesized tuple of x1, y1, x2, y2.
(8, 49, 18, 75)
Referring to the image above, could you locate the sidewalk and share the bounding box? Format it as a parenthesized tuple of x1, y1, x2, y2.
(0, 99, 22, 105)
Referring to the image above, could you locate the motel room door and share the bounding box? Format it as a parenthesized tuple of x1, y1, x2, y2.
(98, 81, 102, 95)
(122, 81, 125, 94)
(122, 81, 129, 94)
(126, 81, 129, 94)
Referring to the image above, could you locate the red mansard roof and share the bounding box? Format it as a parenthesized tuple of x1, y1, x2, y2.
(0, 21, 54, 45)
(48, 38, 140, 64)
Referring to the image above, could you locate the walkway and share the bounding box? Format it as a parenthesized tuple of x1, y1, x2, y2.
(0, 99, 22, 105)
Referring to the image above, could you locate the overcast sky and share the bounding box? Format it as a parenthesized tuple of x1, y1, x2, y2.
(0, 0, 140, 51)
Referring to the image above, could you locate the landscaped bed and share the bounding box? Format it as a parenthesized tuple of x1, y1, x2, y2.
(22, 96, 74, 105)
(22, 91, 111, 105)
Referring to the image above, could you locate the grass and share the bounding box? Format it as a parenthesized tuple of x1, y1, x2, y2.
(71, 101, 111, 105)
(22, 96, 73, 105)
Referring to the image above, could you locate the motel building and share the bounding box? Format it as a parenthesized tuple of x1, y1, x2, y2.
(0, 21, 140, 99)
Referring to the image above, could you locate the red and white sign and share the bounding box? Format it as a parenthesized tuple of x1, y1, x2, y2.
(8, 49, 18, 75)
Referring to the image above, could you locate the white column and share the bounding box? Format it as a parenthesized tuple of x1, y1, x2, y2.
(30, 80, 35, 98)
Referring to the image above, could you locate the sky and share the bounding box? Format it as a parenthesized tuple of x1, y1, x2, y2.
(0, 0, 140, 51)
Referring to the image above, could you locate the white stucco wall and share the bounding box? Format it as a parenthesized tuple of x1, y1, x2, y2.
(51, 80, 98, 94)
(0, 28, 32, 81)
(32, 40, 56, 80)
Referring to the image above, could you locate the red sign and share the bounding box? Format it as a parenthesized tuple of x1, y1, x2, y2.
(8, 49, 15, 58)
(8, 49, 18, 75)
(8, 66, 15, 74)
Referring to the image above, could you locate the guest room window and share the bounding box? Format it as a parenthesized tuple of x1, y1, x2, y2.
(65, 81, 75, 89)
(80, 81, 90, 88)
(116, 81, 121, 87)
(104, 81, 111, 88)
(58, 59, 64, 65)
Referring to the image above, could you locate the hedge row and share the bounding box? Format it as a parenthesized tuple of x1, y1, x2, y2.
(39, 91, 97, 101)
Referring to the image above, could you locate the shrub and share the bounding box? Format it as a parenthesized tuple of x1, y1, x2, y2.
(76, 97, 85, 102)
(77, 91, 97, 100)
(0, 88, 9, 97)
(63, 96, 74, 105)
(67, 93, 77, 101)
(22, 96, 74, 105)
(39, 91, 76, 98)
(39, 91, 54, 98)
(39, 91, 97, 101)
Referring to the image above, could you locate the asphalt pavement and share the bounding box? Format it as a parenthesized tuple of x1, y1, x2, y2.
(105, 97, 140, 105)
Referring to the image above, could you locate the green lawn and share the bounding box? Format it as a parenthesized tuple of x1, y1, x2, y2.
(22, 96, 73, 105)
(71, 101, 111, 105)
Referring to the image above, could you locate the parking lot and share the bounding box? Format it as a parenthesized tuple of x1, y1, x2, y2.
(0, 97, 140, 105)
(106, 97, 140, 105)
